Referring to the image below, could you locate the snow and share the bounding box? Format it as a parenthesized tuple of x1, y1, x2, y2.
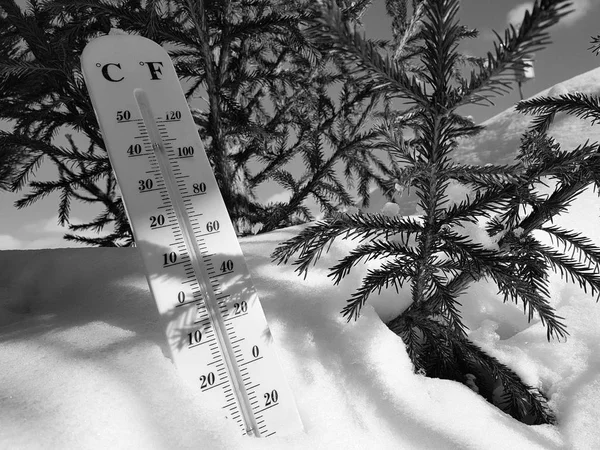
(548, 83, 569, 97)
(0, 238, 567, 450)
(380, 201, 401, 216)
(2, 69, 600, 448)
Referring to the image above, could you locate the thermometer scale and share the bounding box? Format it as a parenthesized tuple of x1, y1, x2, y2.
(81, 35, 303, 437)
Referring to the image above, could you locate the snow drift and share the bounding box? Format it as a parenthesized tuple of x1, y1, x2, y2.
(2, 68, 600, 449)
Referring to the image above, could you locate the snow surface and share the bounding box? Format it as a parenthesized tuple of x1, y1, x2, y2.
(2, 68, 600, 449)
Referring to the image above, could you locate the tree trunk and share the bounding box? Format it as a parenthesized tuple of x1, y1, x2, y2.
(189, 0, 254, 235)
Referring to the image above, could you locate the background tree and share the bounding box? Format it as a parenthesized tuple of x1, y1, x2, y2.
(0, 0, 131, 246)
(63, 0, 397, 234)
(272, 0, 598, 425)
(0, 0, 399, 242)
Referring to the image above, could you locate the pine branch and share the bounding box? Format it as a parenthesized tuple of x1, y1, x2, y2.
(227, 11, 313, 42)
(303, 1, 427, 105)
(0, 133, 46, 191)
(516, 92, 600, 134)
(439, 231, 568, 339)
(387, 0, 425, 63)
(68, 211, 113, 233)
(590, 35, 600, 55)
(0, 59, 62, 80)
(271, 213, 425, 276)
(316, 179, 354, 206)
(342, 0, 373, 23)
(534, 241, 600, 301)
(418, 0, 463, 92)
(57, 181, 72, 226)
(445, 163, 524, 189)
(518, 179, 588, 234)
(426, 275, 468, 336)
(439, 228, 499, 259)
(542, 225, 600, 267)
(457, 0, 572, 107)
(329, 238, 419, 284)
(489, 262, 568, 340)
(271, 170, 300, 194)
(342, 258, 414, 321)
(63, 232, 127, 247)
(442, 185, 513, 225)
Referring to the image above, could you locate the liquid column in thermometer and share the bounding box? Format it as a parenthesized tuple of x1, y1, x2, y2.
(133, 88, 260, 437)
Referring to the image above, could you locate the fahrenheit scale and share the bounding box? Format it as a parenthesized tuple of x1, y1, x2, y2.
(81, 35, 303, 438)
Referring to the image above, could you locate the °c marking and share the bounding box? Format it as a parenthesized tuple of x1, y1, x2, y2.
(99, 62, 124, 82)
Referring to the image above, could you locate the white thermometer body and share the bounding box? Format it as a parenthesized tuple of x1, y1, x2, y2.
(82, 35, 303, 438)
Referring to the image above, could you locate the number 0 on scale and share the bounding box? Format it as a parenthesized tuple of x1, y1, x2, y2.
(81, 35, 303, 438)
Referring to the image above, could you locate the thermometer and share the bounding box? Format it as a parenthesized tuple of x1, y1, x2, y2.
(81, 34, 303, 438)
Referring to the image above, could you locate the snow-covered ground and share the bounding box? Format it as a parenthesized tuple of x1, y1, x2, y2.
(2, 68, 600, 449)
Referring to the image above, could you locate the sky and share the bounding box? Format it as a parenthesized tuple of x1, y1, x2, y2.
(1, 0, 599, 250)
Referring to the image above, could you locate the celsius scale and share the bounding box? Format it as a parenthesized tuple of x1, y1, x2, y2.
(81, 35, 303, 438)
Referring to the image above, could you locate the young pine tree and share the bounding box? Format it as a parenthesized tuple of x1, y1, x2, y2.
(272, 0, 600, 425)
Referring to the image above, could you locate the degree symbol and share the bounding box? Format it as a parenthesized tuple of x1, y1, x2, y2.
(96, 63, 101, 67)
(139, 61, 145, 66)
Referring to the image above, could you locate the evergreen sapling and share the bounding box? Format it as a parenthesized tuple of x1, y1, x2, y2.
(273, 0, 600, 425)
